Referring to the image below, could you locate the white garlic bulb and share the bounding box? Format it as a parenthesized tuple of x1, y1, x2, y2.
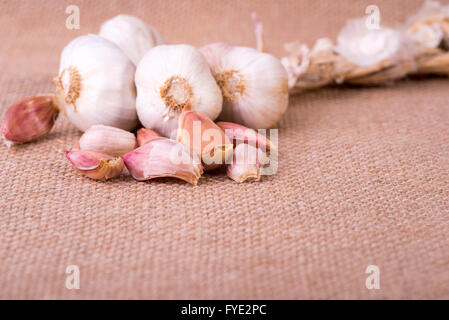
(409, 23, 444, 49)
(135, 44, 223, 138)
(200, 43, 289, 129)
(406, 0, 449, 49)
(336, 19, 411, 67)
(55, 34, 138, 132)
(99, 14, 164, 65)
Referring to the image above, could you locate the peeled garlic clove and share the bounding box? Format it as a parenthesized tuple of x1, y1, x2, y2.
(123, 137, 203, 186)
(136, 128, 161, 146)
(99, 14, 164, 66)
(79, 124, 137, 156)
(199, 43, 288, 129)
(64, 150, 124, 180)
(216, 121, 276, 152)
(1, 95, 59, 146)
(227, 143, 268, 183)
(55, 34, 138, 132)
(177, 108, 233, 171)
(135, 44, 223, 138)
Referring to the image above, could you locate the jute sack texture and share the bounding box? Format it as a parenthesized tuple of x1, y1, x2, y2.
(0, 0, 447, 299)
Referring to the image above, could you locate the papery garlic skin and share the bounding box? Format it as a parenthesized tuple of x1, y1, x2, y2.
(55, 34, 138, 132)
(406, 0, 449, 49)
(135, 44, 223, 138)
(123, 137, 203, 185)
(79, 124, 137, 157)
(99, 14, 164, 66)
(1, 95, 59, 146)
(200, 43, 289, 129)
(64, 150, 124, 180)
(336, 19, 409, 67)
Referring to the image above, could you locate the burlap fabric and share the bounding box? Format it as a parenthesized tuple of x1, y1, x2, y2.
(0, 0, 448, 299)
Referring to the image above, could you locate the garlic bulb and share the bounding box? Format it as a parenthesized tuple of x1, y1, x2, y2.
(199, 43, 289, 129)
(406, 0, 449, 49)
(336, 19, 411, 67)
(135, 44, 223, 138)
(54, 34, 138, 132)
(99, 14, 164, 66)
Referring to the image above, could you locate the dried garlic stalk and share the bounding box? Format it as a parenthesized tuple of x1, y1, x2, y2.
(406, 0, 449, 75)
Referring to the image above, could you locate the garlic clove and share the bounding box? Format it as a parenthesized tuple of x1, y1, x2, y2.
(64, 150, 124, 180)
(1, 95, 59, 146)
(136, 128, 161, 146)
(135, 44, 223, 138)
(99, 14, 164, 66)
(177, 108, 233, 171)
(123, 137, 203, 186)
(216, 121, 276, 152)
(79, 124, 137, 156)
(227, 143, 268, 183)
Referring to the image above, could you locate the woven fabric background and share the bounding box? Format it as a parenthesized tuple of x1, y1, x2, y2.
(0, 0, 448, 299)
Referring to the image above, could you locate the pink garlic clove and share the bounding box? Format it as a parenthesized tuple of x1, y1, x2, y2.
(177, 108, 233, 171)
(79, 124, 137, 156)
(216, 121, 276, 153)
(64, 150, 124, 180)
(227, 143, 268, 183)
(1, 95, 59, 146)
(123, 137, 203, 186)
(136, 128, 162, 146)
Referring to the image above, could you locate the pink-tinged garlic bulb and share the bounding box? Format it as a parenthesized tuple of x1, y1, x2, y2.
(1, 95, 59, 146)
(135, 44, 223, 138)
(123, 137, 203, 186)
(199, 43, 289, 129)
(99, 14, 164, 66)
(406, 0, 449, 49)
(55, 34, 138, 132)
(64, 150, 124, 180)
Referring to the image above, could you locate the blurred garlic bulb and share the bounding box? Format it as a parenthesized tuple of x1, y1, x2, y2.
(406, 0, 449, 49)
(200, 43, 289, 129)
(99, 14, 164, 65)
(336, 19, 410, 67)
(135, 44, 223, 138)
(408, 23, 444, 49)
(54, 34, 138, 132)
